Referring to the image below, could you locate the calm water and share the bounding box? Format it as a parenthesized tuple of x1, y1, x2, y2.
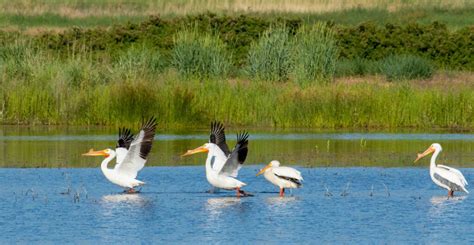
(0, 126, 473, 168)
(1, 167, 473, 243)
(1, 127, 474, 243)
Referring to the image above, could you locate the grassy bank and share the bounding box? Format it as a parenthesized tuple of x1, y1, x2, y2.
(0, 0, 472, 29)
(0, 12, 472, 129)
(1, 64, 473, 129)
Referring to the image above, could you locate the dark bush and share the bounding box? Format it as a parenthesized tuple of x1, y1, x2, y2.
(25, 14, 474, 70)
(380, 55, 434, 81)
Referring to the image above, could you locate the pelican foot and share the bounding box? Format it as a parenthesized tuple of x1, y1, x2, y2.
(279, 188, 285, 197)
(448, 190, 454, 198)
(124, 188, 140, 194)
(236, 188, 253, 197)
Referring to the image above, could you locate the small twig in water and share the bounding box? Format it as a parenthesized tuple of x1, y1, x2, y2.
(383, 183, 390, 197)
(340, 182, 351, 197)
(60, 187, 71, 195)
(73, 190, 80, 203)
(324, 184, 333, 197)
(369, 185, 374, 197)
(81, 185, 88, 199)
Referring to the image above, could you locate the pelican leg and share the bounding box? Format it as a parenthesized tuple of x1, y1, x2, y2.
(236, 187, 241, 197)
(448, 190, 454, 197)
(125, 188, 137, 194)
(279, 188, 285, 197)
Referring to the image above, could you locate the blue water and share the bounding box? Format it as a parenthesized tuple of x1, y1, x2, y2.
(1, 167, 473, 243)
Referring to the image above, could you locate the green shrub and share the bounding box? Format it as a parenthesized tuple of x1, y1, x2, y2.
(335, 58, 380, 77)
(171, 28, 231, 78)
(293, 23, 338, 85)
(380, 54, 434, 81)
(113, 45, 165, 78)
(246, 27, 293, 82)
(28, 15, 473, 70)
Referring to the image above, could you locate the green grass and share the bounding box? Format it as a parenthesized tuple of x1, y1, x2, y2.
(0, 16, 472, 129)
(293, 23, 338, 85)
(380, 55, 434, 81)
(0, 1, 472, 29)
(171, 28, 231, 78)
(0, 42, 472, 129)
(246, 27, 293, 82)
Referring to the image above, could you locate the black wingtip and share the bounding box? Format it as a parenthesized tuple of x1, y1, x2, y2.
(236, 131, 249, 144)
(142, 116, 158, 130)
(211, 120, 225, 132)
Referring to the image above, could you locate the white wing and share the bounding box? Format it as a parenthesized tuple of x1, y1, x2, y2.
(217, 132, 249, 178)
(115, 118, 157, 179)
(218, 153, 241, 178)
(434, 167, 468, 192)
(438, 164, 468, 186)
(115, 147, 128, 165)
(273, 166, 303, 181)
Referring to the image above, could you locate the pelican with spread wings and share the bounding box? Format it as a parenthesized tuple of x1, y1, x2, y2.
(182, 121, 250, 197)
(83, 117, 157, 193)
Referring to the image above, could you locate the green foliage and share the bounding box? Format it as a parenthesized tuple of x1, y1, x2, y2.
(335, 58, 380, 77)
(171, 28, 231, 78)
(1, 69, 473, 128)
(336, 22, 473, 70)
(25, 15, 473, 70)
(293, 23, 338, 85)
(380, 55, 434, 81)
(113, 45, 165, 79)
(246, 27, 293, 81)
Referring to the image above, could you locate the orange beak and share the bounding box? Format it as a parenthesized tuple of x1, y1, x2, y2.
(256, 162, 272, 176)
(181, 145, 209, 157)
(82, 149, 109, 157)
(414, 146, 435, 163)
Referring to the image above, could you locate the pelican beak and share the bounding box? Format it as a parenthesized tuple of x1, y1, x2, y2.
(414, 146, 435, 163)
(256, 163, 272, 176)
(181, 145, 209, 157)
(82, 149, 109, 157)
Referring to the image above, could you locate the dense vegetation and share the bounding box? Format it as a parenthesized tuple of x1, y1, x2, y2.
(0, 0, 472, 29)
(21, 14, 472, 70)
(0, 13, 472, 129)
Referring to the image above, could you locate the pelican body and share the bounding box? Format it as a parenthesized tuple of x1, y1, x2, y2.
(415, 143, 468, 197)
(257, 160, 303, 196)
(83, 117, 157, 193)
(182, 121, 250, 197)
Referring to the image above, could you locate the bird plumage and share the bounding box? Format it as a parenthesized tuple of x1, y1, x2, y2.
(83, 117, 157, 192)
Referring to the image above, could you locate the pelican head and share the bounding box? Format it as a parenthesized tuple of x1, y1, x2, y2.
(82, 148, 114, 158)
(256, 160, 280, 176)
(414, 143, 442, 163)
(181, 143, 210, 157)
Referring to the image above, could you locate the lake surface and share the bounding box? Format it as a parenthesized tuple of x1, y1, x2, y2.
(1, 167, 473, 243)
(1, 127, 474, 243)
(0, 126, 473, 168)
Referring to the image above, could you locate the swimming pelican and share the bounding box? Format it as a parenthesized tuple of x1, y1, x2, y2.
(414, 143, 468, 197)
(83, 117, 157, 193)
(182, 121, 250, 197)
(256, 160, 303, 197)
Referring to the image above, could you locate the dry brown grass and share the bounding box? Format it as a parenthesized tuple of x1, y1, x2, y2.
(0, 0, 470, 17)
(335, 71, 474, 89)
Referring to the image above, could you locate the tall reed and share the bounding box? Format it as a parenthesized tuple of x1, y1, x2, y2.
(171, 28, 231, 79)
(246, 26, 293, 82)
(292, 23, 338, 85)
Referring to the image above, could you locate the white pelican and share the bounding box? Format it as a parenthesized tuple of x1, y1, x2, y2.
(182, 121, 250, 197)
(83, 117, 157, 193)
(256, 160, 303, 197)
(414, 143, 469, 197)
